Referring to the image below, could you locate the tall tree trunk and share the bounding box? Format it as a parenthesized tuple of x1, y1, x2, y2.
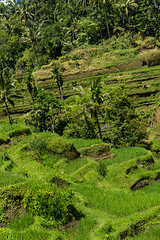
(4, 99, 13, 124)
(58, 86, 63, 100)
(103, 4, 110, 38)
(94, 108, 102, 139)
(32, 42, 40, 68)
(126, 12, 130, 30)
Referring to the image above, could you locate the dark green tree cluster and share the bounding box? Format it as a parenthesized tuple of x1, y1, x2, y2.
(30, 89, 60, 132)
(105, 86, 147, 147)
(0, 0, 160, 71)
(55, 81, 147, 147)
(15, 71, 147, 148)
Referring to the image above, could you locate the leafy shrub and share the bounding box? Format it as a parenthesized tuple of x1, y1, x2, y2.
(105, 86, 148, 147)
(63, 121, 97, 139)
(80, 120, 97, 139)
(63, 123, 81, 139)
(97, 160, 107, 177)
(47, 136, 80, 160)
(23, 188, 74, 225)
(50, 176, 70, 188)
(27, 133, 80, 160)
(1, 153, 15, 172)
(3, 161, 15, 172)
(151, 140, 160, 152)
(0, 185, 25, 226)
(29, 135, 47, 156)
(0, 185, 81, 227)
(80, 143, 110, 157)
(0, 134, 10, 145)
(16, 49, 32, 71)
(75, 17, 100, 46)
(61, 41, 73, 55)
(2, 152, 10, 161)
(30, 90, 60, 132)
(54, 118, 69, 136)
(9, 127, 31, 138)
(140, 37, 157, 49)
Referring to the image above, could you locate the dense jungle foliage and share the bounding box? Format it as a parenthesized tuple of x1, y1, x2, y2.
(0, 0, 160, 71)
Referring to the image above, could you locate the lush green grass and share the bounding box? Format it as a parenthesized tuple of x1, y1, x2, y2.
(105, 147, 148, 166)
(1, 41, 160, 240)
(69, 138, 103, 149)
(0, 124, 160, 240)
(64, 216, 97, 240)
(74, 182, 160, 217)
(0, 228, 51, 240)
(0, 123, 31, 133)
(141, 181, 160, 193)
(10, 214, 34, 230)
(0, 172, 25, 187)
(64, 157, 89, 174)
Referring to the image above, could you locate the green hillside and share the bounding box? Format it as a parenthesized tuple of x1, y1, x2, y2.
(0, 124, 160, 240)
(1, 0, 160, 239)
(1, 37, 160, 239)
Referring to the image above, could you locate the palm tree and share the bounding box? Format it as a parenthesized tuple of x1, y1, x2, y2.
(89, 0, 110, 37)
(51, 63, 63, 100)
(91, 78, 103, 139)
(25, 65, 37, 101)
(73, 78, 104, 139)
(20, 25, 42, 67)
(0, 69, 15, 124)
(16, 0, 34, 27)
(114, 0, 138, 30)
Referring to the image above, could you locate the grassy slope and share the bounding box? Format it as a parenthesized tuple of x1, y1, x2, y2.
(0, 36, 160, 239)
(0, 125, 160, 240)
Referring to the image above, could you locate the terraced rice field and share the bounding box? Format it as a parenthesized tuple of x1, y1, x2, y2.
(0, 129, 160, 239)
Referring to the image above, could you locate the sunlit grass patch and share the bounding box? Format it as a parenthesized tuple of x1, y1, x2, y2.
(0, 125, 159, 239)
(74, 182, 160, 217)
(63, 215, 97, 240)
(107, 147, 148, 166)
(104, 151, 156, 189)
(0, 123, 31, 134)
(42, 155, 59, 167)
(64, 157, 89, 174)
(69, 138, 103, 149)
(0, 227, 51, 240)
(0, 172, 25, 187)
(0, 133, 10, 145)
(10, 213, 34, 230)
(71, 160, 97, 181)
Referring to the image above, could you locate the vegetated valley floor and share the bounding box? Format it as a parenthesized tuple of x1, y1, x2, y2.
(0, 62, 160, 239)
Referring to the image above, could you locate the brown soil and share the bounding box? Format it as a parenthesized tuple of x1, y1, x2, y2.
(1, 203, 26, 228)
(94, 152, 115, 161)
(58, 220, 80, 231)
(155, 108, 160, 126)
